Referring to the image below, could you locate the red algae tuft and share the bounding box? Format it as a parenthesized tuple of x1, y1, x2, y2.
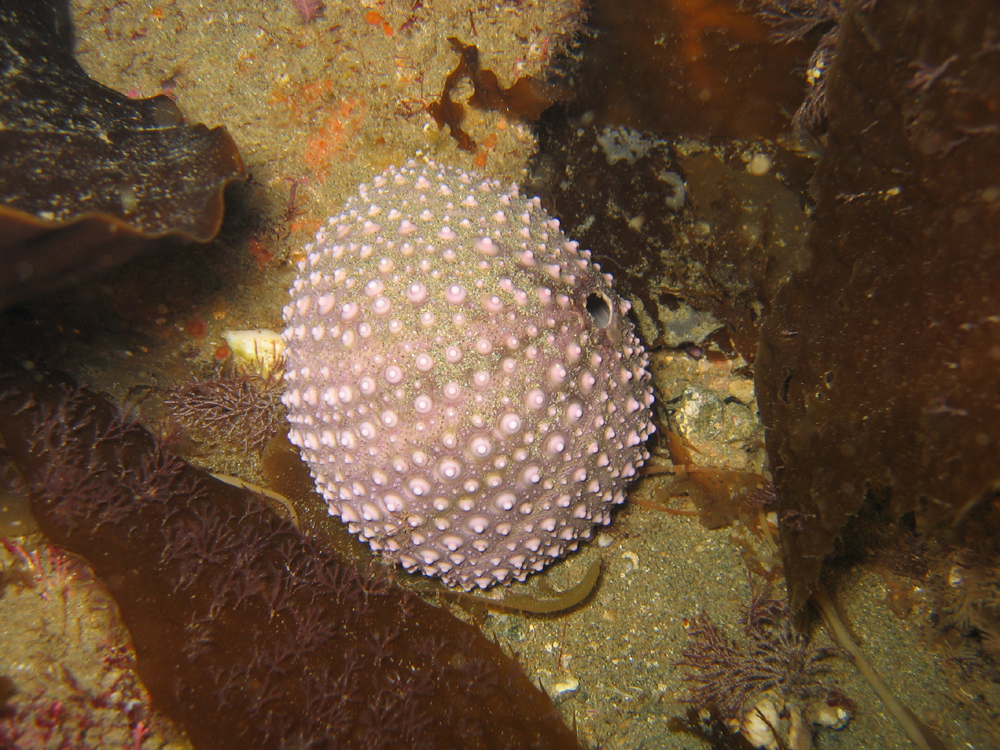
(164, 368, 284, 454)
(291, 0, 324, 24)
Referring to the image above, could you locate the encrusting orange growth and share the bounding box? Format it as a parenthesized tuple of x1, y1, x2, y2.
(268, 79, 366, 183)
(300, 98, 367, 180)
(268, 78, 334, 120)
(363, 9, 393, 35)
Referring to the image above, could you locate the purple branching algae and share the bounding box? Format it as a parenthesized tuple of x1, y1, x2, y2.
(0, 372, 581, 750)
(676, 578, 844, 723)
(163, 368, 284, 454)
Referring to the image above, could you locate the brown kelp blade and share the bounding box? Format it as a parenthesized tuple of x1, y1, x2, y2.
(0, 1, 245, 308)
(0, 372, 581, 750)
(755, 0, 1000, 612)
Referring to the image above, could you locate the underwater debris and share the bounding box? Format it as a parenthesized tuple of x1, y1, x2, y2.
(0, 372, 582, 750)
(427, 38, 568, 151)
(677, 578, 847, 749)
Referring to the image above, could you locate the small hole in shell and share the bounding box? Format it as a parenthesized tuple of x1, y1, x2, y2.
(586, 293, 612, 328)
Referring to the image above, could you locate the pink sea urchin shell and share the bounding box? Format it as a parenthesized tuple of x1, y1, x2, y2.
(282, 158, 655, 589)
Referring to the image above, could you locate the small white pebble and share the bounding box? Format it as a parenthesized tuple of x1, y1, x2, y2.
(747, 153, 773, 177)
(621, 550, 639, 573)
(552, 674, 579, 695)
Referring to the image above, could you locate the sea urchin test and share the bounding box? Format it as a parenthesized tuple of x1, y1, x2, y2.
(282, 159, 655, 589)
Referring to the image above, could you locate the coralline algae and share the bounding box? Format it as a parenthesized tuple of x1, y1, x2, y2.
(282, 158, 655, 589)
